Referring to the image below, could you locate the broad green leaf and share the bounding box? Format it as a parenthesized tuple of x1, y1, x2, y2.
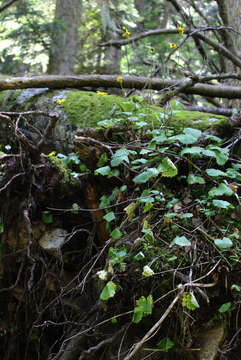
(181, 146, 203, 156)
(206, 169, 226, 177)
(131, 158, 148, 165)
(135, 121, 148, 127)
(134, 252, 145, 261)
(111, 316, 118, 323)
(165, 212, 178, 219)
(152, 133, 168, 143)
(170, 236, 191, 247)
(97, 152, 108, 167)
(208, 146, 229, 165)
(225, 168, 241, 180)
(208, 183, 233, 197)
(157, 157, 178, 177)
(111, 148, 130, 167)
(110, 228, 122, 240)
(170, 128, 201, 145)
(132, 295, 153, 323)
(108, 247, 126, 264)
(212, 199, 233, 209)
(133, 168, 159, 183)
(103, 211, 115, 222)
(184, 127, 200, 137)
(187, 173, 205, 184)
(157, 338, 174, 352)
(214, 237, 233, 249)
(204, 134, 222, 143)
(120, 101, 136, 112)
(140, 149, 152, 155)
(95, 166, 111, 176)
(180, 213, 193, 219)
(202, 149, 216, 158)
(218, 302, 231, 313)
(97, 119, 114, 128)
(100, 281, 117, 301)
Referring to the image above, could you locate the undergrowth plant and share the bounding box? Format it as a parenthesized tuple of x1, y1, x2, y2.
(80, 99, 241, 354)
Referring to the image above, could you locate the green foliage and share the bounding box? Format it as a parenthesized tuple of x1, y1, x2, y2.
(41, 210, 53, 224)
(108, 247, 126, 264)
(214, 237, 233, 249)
(182, 292, 199, 311)
(132, 295, 153, 323)
(110, 228, 122, 240)
(170, 236, 191, 247)
(218, 302, 231, 313)
(208, 183, 233, 197)
(157, 337, 174, 352)
(100, 281, 117, 301)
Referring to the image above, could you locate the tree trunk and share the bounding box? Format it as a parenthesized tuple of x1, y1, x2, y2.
(216, 0, 241, 107)
(47, 0, 82, 75)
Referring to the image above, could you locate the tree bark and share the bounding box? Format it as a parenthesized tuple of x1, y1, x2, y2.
(47, 0, 82, 75)
(1, 74, 241, 99)
(216, 0, 241, 107)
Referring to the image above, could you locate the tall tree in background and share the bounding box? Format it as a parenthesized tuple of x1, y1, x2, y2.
(216, 0, 241, 107)
(100, 1, 121, 74)
(47, 0, 82, 74)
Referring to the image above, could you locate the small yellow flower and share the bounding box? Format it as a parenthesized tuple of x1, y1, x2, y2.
(117, 76, 123, 83)
(48, 151, 56, 157)
(150, 47, 155, 53)
(122, 26, 131, 38)
(56, 98, 66, 104)
(170, 43, 177, 49)
(177, 24, 184, 35)
(96, 91, 107, 96)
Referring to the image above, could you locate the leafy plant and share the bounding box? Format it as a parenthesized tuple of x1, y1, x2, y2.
(132, 295, 153, 323)
(100, 281, 117, 301)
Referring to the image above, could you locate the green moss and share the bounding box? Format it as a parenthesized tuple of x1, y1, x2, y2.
(60, 90, 229, 134)
(48, 155, 78, 186)
(61, 91, 125, 127)
(0, 89, 230, 136)
(169, 109, 230, 134)
(0, 91, 8, 106)
(0, 89, 22, 109)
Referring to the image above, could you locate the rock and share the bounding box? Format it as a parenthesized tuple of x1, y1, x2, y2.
(39, 228, 68, 254)
(198, 325, 225, 360)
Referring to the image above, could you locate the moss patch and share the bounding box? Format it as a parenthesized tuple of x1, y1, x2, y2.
(60, 90, 230, 134)
(0, 89, 231, 136)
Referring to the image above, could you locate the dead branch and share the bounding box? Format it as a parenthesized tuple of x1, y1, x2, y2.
(1, 75, 241, 99)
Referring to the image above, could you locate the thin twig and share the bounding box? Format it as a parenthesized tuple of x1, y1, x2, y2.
(122, 289, 184, 360)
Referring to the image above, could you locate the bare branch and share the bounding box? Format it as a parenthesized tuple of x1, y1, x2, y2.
(1, 75, 241, 99)
(0, 0, 18, 13)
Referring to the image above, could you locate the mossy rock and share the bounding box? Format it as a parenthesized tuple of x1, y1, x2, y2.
(0, 88, 231, 153)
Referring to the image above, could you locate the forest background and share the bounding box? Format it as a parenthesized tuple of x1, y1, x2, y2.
(1, 1, 241, 360)
(0, 0, 241, 113)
